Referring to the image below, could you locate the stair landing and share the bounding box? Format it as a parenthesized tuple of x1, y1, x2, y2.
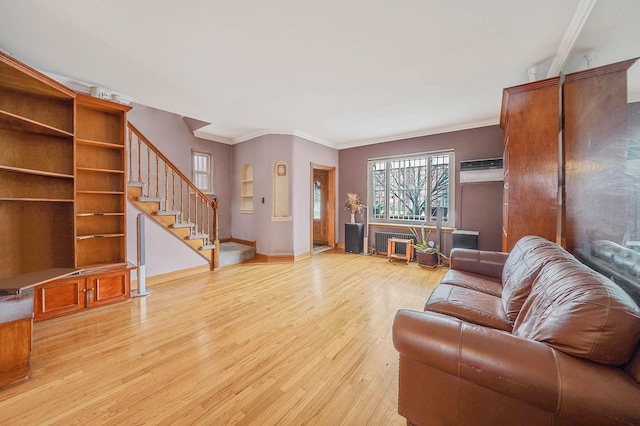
(219, 242, 256, 267)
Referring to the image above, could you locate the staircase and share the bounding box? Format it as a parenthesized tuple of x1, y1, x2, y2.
(126, 123, 219, 269)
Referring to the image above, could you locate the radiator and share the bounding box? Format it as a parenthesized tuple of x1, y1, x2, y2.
(374, 232, 415, 255)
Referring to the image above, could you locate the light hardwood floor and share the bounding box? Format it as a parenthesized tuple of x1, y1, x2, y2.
(0, 251, 444, 425)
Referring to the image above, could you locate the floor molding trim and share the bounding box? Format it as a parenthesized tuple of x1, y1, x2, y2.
(131, 264, 211, 289)
(255, 253, 295, 263)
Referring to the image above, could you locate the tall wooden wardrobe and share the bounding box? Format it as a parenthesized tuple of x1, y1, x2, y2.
(500, 58, 637, 253)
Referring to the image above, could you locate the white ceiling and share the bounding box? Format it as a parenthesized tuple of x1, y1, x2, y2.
(1, 0, 639, 149)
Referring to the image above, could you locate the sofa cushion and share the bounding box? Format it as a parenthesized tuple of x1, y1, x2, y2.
(425, 284, 512, 332)
(625, 344, 640, 383)
(513, 260, 640, 365)
(501, 236, 570, 324)
(440, 269, 502, 297)
(0, 288, 34, 324)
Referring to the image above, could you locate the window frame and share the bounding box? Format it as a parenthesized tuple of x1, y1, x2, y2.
(367, 150, 454, 225)
(192, 150, 214, 194)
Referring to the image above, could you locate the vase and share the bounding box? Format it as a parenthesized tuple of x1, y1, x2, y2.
(350, 213, 355, 223)
(416, 252, 438, 268)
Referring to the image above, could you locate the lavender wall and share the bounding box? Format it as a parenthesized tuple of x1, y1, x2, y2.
(126, 104, 233, 278)
(232, 134, 339, 256)
(291, 136, 339, 255)
(232, 134, 294, 255)
(338, 125, 505, 252)
(126, 204, 206, 281)
(127, 104, 233, 237)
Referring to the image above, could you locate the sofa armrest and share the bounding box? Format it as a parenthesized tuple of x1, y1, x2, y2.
(392, 309, 560, 413)
(450, 248, 508, 280)
(393, 310, 640, 423)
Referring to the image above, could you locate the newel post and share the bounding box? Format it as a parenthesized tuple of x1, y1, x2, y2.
(212, 200, 220, 270)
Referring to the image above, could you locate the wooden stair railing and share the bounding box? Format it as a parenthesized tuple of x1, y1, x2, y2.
(127, 122, 219, 269)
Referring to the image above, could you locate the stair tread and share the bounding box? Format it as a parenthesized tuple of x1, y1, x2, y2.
(172, 222, 194, 228)
(219, 242, 255, 267)
(128, 176, 215, 266)
(138, 196, 164, 202)
(188, 233, 208, 240)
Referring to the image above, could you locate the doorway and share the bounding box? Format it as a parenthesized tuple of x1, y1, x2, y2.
(311, 164, 335, 254)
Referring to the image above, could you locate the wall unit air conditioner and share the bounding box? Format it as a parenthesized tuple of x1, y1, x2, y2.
(459, 158, 504, 183)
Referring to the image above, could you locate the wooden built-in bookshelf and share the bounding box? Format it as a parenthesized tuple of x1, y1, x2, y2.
(0, 52, 134, 328)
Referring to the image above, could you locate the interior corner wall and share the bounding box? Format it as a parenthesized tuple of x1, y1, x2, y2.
(291, 136, 339, 256)
(231, 134, 339, 257)
(338, 125, 505, 252)
(231, 134, 294, 256)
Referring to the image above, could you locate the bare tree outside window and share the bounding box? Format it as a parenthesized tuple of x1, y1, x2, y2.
(370, 152, 452, 223)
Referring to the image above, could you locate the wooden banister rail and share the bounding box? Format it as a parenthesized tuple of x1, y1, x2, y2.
(127, 122, 219, 269)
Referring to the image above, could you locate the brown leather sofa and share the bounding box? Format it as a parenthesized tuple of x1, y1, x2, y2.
(392, 235, 640, 425)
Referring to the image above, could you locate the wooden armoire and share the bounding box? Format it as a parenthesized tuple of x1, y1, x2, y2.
(500, 58, 638, 253)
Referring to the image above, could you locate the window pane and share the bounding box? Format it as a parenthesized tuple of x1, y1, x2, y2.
(192, 151, 212, 192)
(430, 155, 449, 220)
(313, 180, 321, 219)
(371, 161, 386, 219)
(369, 152, 453, 224)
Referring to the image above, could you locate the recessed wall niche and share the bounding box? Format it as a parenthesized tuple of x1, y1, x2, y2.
(240, 163, 253, 213)
(273, 160, 289, 218)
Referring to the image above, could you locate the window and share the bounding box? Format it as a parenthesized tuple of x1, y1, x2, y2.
(369, 151, 453, 223)
(313, 180, 321, 219)
(273, 160, 290, 218)
(192, 150, 213, 193)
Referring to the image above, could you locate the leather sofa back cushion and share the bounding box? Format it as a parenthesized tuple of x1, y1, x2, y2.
(513, 260, 640, 365)
(502, 236, 570, 324)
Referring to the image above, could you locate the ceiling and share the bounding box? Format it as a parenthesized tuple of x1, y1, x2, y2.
(1, 0, 638, 149)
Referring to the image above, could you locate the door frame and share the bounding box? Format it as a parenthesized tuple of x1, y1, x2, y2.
(310, 163, 336, 253)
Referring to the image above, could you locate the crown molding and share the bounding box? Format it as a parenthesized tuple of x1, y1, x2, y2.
(233, 129, 337, 149)
(192, 129, 234, 144)
(337, 118, 500, 150)
(547, 0, 598, 78)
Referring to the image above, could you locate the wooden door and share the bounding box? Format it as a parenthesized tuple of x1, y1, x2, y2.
(500, 77, 560, 252)
(313, 169, 329, 245)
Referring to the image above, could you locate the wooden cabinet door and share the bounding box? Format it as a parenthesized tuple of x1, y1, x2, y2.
(500, 78, 560, 252)
(87, 270, 129, 308)
(34, 276, 87, 320)
(0, 318, 32, 387)
(563, 60, 635, 252)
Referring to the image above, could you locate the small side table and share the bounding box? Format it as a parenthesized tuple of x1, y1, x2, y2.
(387, 238, 414, 264)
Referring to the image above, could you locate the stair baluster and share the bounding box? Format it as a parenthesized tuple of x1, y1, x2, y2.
(146, 145, 152, 197)
(128, 127, 134, 183)
(171, 169, 176, 212)
(179, 179, 184, 224)
(126, 122, 219, 269)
